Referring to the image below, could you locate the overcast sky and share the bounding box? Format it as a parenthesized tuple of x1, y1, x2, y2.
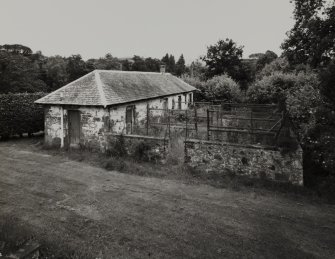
(0, 0, 295, 63)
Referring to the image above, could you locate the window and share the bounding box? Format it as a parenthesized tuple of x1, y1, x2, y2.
(178, 95, 182, 110)
(172, 99, 175, 109)
(188, 93, 192, 103)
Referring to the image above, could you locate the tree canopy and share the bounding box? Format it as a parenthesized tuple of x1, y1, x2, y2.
(281, 0, 335, 67)
(201, 38, 244, 79)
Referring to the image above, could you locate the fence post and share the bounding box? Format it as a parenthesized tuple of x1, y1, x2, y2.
(185, 109, 188, 140)
(207, 109, 210, 141)
(146, 103, 149, 135)
(194, 107, 198, 135)
(168, 109, 171, 139)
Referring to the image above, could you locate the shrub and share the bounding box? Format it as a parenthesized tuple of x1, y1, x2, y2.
(104, 157, 126, 171)
(181, 74, 242, 102)
(204, 74, 243, 102)
(133, 141, 152, 162)
(0, 92, 46, 138)
(107, 134, 127, 157)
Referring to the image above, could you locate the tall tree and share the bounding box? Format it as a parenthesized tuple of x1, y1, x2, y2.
(175, 54, 186, 76)
(281, 0, 335, 67)
(44, 56, 68, 91)
(66, 55, 90, 82)
(201, 38, 244, 79)
(0, 50, 47, 93)
(161, 53, 176, 74)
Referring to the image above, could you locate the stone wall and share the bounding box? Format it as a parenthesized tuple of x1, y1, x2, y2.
(185, 139, 303, 185)
(105, 133, 169, 162)
(44, 105, 109, 150)
(43, 92, 191, 150)
(109, 93, 191, 134)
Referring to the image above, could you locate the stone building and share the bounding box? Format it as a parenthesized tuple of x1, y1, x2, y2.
(35, 70, 196, 149)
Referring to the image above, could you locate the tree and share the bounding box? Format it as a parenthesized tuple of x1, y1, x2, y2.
(0, 50, 47, 93)
(281, 0, 335, 67)
(87, 53, 121, 70)
(175, 54, 186, 76)
(43, 56, 69, 91)
(201, 38, 244, 79)
(66, 55, 91, 82)
(255, 50, 278, 72)
(188, 59, 206, 80)
(161, 53, 176, 74)
(0, 44, 33, 56)
(204, 74, 242, 102)
(144, 57, 161, 72)
(256, 57, 291, 79)
(249, 53, 264, 59)
(131, 55, 147, 71)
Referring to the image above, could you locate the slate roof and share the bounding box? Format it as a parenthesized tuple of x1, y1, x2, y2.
(35, 70, 196, 107)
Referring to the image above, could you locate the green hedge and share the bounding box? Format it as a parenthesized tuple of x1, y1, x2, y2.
(0, 93, 46, 138)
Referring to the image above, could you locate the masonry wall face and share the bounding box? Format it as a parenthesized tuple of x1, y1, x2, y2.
(44, 105, 109, 150)
(185, 140, 303, 185)
(44, 92, 192, 150)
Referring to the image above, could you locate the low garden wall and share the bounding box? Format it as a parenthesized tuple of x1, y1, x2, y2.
(184, 139, 303, 185)
(105, 133, 169, 162)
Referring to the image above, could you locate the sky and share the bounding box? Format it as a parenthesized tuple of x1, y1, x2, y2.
(0, 0, 295, 64)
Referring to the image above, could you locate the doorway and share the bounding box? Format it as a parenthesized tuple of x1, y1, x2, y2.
(68, 110, 80, 146)
(126, 105, 135, 134)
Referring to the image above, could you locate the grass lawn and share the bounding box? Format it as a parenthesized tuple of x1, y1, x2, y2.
(0, 137, 334, 258)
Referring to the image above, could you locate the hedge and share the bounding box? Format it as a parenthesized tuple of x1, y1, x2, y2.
(0, 92, 46, 138)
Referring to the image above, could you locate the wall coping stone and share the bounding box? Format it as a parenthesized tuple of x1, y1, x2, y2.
(106, 133, 169, 142)
(185, 139, 279, 151)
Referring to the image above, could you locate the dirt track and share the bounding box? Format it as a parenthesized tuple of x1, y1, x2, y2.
(0, 139, 335, 258)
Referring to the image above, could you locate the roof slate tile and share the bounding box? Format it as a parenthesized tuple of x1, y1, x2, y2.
(35, 70, 196, 106)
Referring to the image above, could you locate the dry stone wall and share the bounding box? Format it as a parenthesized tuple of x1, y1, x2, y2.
(185, 139, 303, 185)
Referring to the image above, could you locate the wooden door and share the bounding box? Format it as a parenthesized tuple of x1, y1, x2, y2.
(126, 106, 134, 134)
(68, 110, 80, 145)
(162, 98, 168, 120)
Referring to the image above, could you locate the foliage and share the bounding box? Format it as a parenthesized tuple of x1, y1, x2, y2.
(133, 141, 153, 162)
(107, 134, 127, 157)
(66, 55, 92, 82)
(304, 103, 335, 177)
(0, 44, 32, 56)
(0, 50, 47, 93)
(201, 38, 244, 79)
(281, 0, 335, 67)
(87, 53, 121, 70)
(248, 70, 320, 109)
(43, 56, 69, 92)
(161, 53, 176, 74)
(319, 60, 335, 104)
(255, 50, 278, 72)
(175, 54, 186, 76)
(188, 59, 207, 80)
(203, 74, 243, 102)
(256, 57, 291, 78)
(0, 93, 45, 138)
(181, 75, 206, 101)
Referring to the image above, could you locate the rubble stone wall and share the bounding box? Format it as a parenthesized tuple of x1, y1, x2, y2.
(185, 139, 303, 185)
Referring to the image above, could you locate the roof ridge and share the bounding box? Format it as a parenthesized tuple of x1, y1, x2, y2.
(96, 69, 172, 75)
(94, 70, 108, 107)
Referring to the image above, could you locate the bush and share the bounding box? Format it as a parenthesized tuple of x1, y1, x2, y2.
(0, 92, 46, 138)
(133, 141, 152, 162)
(106, 135, 127, 157)
(104, 157, 126, 171)
(204, 74, 243, 102)
(181, 74, 242, 102)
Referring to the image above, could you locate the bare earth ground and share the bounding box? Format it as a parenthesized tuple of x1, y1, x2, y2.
(0, 139, 335, 258)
